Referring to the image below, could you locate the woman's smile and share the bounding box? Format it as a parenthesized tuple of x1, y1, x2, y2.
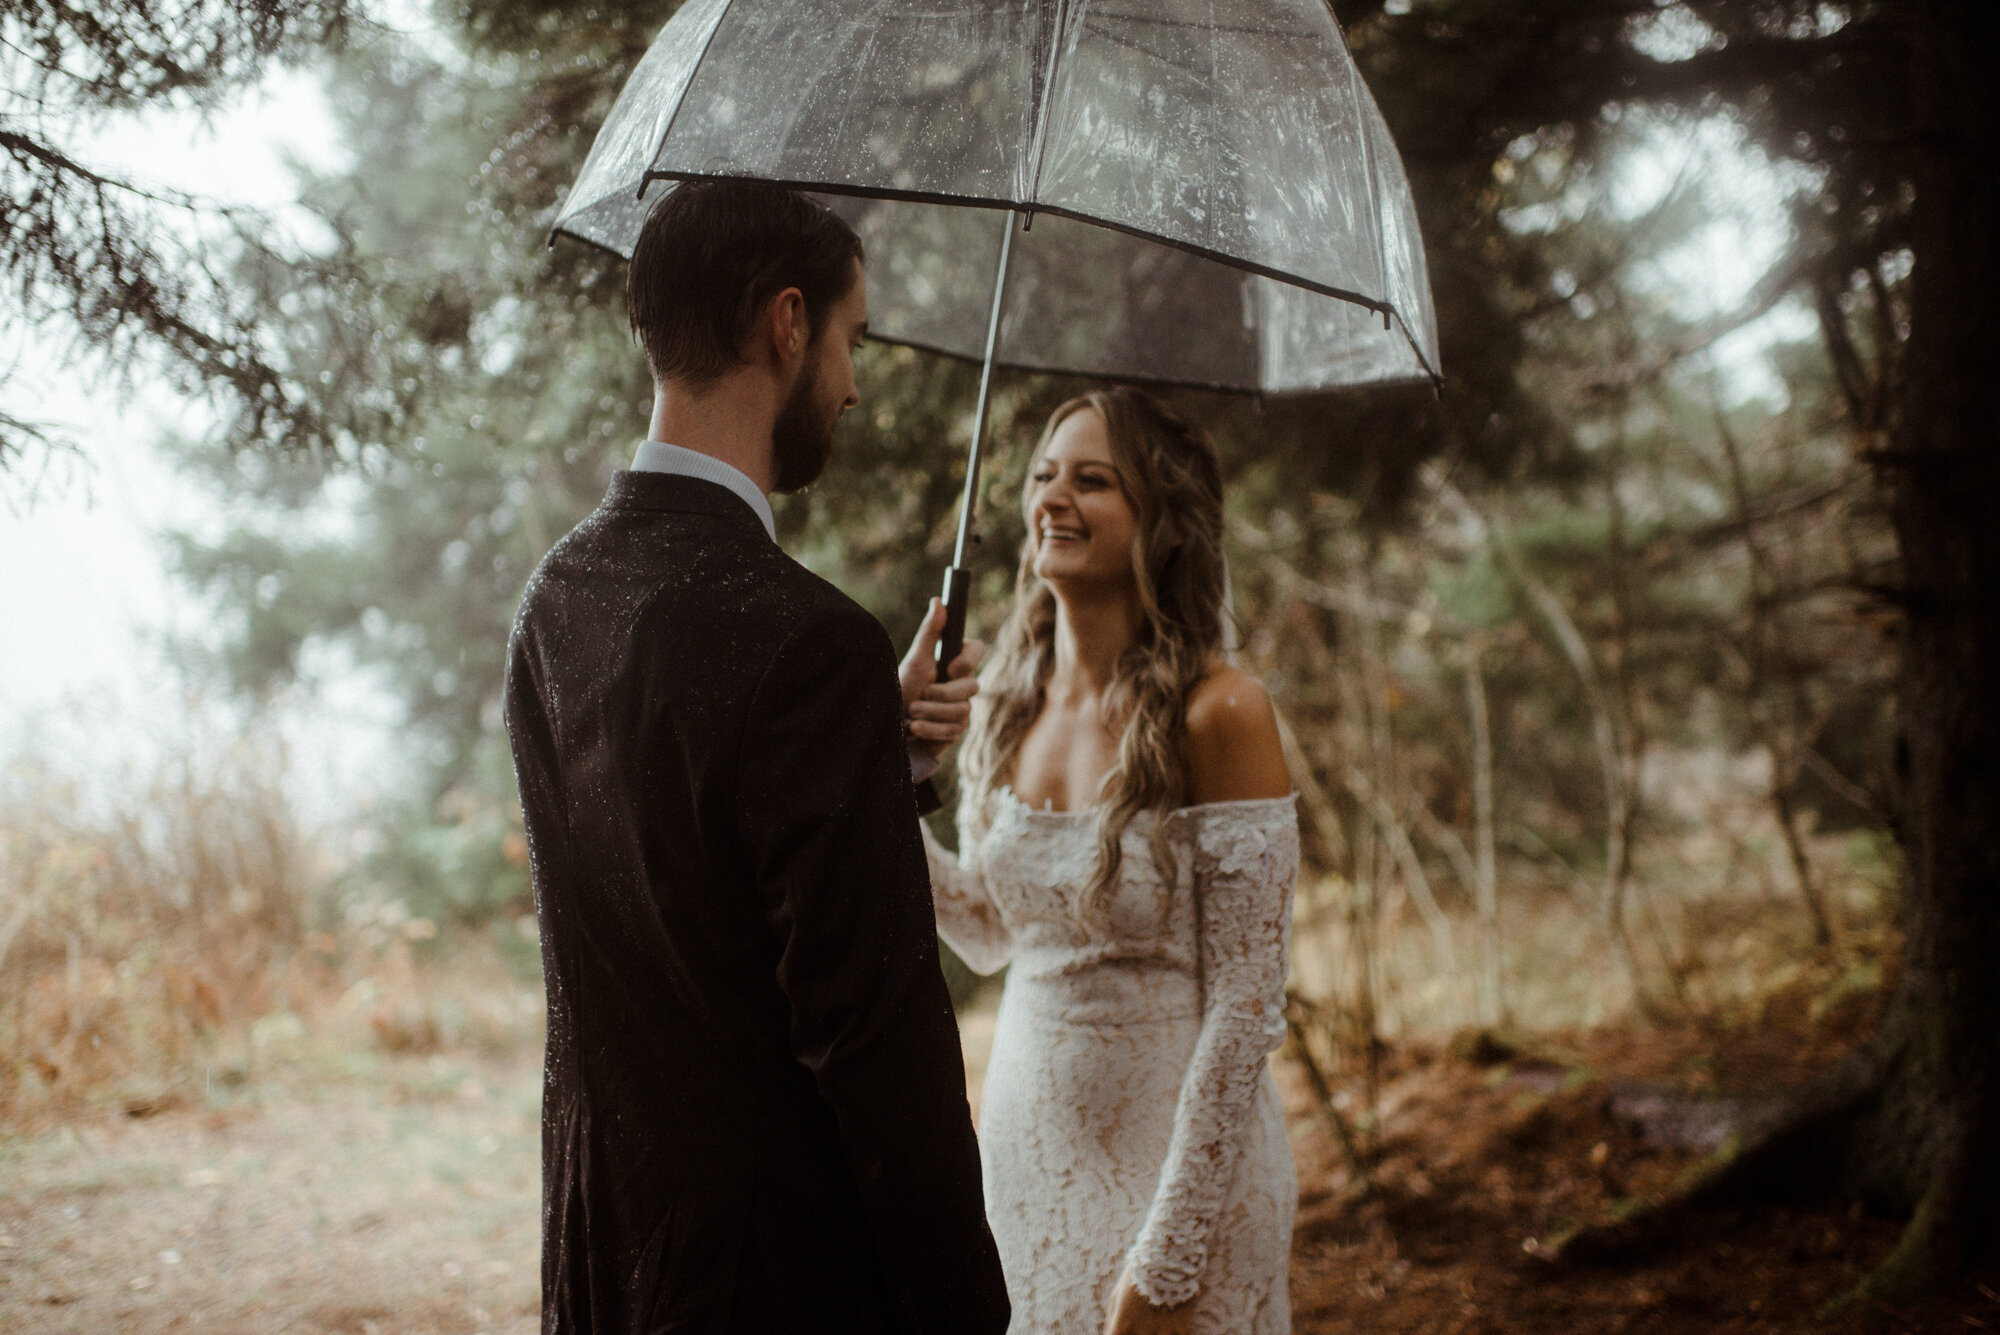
(1026, 407, 1136, 584)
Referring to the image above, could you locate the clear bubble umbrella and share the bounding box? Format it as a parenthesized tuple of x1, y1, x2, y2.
(552, 0, 1440, 667)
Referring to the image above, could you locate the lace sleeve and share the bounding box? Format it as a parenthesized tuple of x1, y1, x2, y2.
(921, 809, 1014, 976)
(1126, 798, 1298, 1308)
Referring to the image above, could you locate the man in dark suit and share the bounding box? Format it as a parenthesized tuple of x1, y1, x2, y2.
(505, 180, 1008, 1334)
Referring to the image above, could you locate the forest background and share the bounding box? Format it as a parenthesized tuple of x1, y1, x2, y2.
(7, 0, 1992, 1330)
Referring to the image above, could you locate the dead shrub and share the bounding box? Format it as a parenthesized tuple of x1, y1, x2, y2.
(0, 712, 320, 1122)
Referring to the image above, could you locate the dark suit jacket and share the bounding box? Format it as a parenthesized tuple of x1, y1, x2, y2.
(505, 471, 1008, 1335)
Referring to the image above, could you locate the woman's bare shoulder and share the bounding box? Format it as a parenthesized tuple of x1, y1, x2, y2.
(1184, 664, 1290, 803)
(1185, 664, 1271, 729)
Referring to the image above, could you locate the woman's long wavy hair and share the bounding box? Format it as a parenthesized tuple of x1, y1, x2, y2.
(958, 386, 1229, 931)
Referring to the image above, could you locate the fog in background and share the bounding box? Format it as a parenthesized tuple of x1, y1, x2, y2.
(0, 69, 402, 824)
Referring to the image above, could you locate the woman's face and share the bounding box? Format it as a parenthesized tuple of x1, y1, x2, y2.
(1026, 407, 1140, 592)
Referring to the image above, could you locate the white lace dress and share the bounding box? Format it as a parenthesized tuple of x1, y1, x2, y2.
(924, 788, 1298, 1335)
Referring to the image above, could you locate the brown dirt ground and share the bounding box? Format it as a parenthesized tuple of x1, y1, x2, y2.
(4, 994, 1995, 1333)
(1278, 1014, 1996, 1335)
(0, 1047, 543, 1334)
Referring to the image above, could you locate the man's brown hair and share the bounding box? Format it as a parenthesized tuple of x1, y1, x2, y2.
(627, 180, 864, 387)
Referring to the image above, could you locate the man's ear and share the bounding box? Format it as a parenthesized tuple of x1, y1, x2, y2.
(765, 286, 809, 368)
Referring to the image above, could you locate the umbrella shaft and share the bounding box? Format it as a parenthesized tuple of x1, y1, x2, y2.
(950, 213, 1016, 568)
(936, 217, 1024, 683)
(934, 212, 1018, 682)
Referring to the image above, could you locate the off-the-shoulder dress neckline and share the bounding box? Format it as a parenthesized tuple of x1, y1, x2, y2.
(994, 784, 1297, 821)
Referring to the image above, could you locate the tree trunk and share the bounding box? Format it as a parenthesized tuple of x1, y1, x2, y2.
(1464, 643, 1504, 1026)
(1852, 0, 2000, 1291)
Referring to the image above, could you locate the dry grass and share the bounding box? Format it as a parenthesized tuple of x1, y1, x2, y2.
(0, 711, 548, 1330)
(1280, 760, 1898, 1184)
(0, 721, 316, 1122)
(1286, 772, 1896, 1045)
(0, 716, 542, 1129)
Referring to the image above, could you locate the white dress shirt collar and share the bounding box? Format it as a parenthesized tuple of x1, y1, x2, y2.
(630, 439, 776, 543)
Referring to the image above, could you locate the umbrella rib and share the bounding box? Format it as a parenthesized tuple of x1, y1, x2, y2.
(859, 328, 1434, 396)
(1075, 21, 1215, 82)
(637, 0, 741, 202)
(1085, 10, 1315, 41)
(1023, 0, 1076, 211)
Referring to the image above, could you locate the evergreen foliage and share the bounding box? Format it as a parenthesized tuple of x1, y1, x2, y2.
(0, 0, 361, 468)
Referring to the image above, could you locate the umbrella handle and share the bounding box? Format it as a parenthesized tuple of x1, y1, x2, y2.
(933, 565, 972, 683)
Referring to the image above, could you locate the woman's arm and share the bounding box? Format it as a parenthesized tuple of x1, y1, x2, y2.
(921, 815, 1014, 976)
(1112, 670, 1296, 1328)
(897, 602, 1010, 970)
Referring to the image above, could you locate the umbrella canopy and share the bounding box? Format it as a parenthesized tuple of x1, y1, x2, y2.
(554, 0, 1440, 393)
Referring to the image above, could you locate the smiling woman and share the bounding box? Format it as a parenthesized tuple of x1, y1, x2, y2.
(925, 385, 1298, 1335)
(964, 388, 1245, 887)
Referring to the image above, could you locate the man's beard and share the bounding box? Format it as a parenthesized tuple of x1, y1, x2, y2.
(770, 360, 836, 494)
